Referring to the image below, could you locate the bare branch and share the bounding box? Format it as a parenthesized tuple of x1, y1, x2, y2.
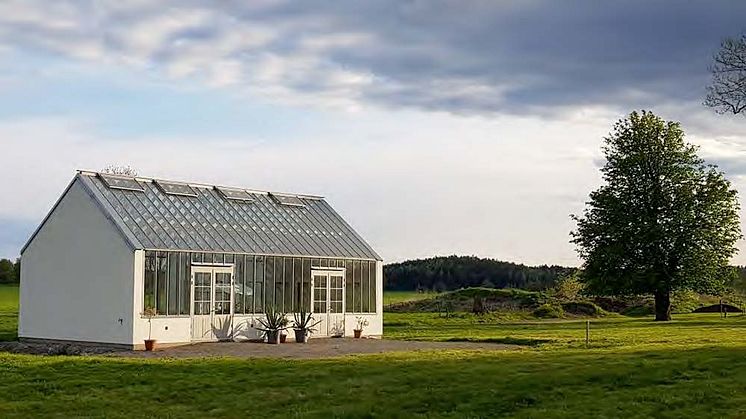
(705, 33, 746, 115)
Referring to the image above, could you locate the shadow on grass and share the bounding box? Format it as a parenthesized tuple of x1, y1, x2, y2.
(441, 336, 553, 346)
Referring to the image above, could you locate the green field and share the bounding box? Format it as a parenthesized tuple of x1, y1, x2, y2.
(384, 311, 746, 349)
(383, 290, 440, 305)
(0, 285, 18, 341)
(3, 287, 746, 417)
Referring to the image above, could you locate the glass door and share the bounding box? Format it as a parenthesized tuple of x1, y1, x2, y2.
(311, 270, 346, 337)
(191, 268, 213, 341)
(312, 273, 328, 336)
(328, 273, 345, 337)
(212, 270, 233, 340)
(191, 267, 234, 341)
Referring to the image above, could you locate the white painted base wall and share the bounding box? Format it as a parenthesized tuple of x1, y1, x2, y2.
(19, 180, 135, 345)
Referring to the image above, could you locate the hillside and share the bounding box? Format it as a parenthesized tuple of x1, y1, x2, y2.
(384, 255, 575, 291)
(385, 287, 606, 319)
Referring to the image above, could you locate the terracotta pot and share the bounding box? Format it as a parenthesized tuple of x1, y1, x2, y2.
(354, 329, 362, 339)
(144, 339, 156, 351)
(280, 333, 287, 343)
(294, 329, 308, 343)
(266, 330, 280, 344)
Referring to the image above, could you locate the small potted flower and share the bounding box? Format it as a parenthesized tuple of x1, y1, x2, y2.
(354, 316, 369, 339)
(257, 307, 288, 344)
(142, 306, 157, 351)
(292, 310, 321, 343)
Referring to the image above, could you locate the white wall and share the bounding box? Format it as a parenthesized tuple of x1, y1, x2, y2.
(19, 179, 135, 345)
(130, 250, 192, 346)
(343, 261, 384, 337)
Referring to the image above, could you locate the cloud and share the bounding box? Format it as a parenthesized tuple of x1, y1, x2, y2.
(0, 1, 744, 114)
(2, 1, 746, 266)
(0, 112, 617, 264)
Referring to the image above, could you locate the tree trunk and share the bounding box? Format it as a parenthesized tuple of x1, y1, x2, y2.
(654, 290, 672, 321)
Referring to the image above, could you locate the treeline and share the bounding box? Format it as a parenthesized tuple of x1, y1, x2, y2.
(384, 255, 575, 291)
(0, 258, 20, 284)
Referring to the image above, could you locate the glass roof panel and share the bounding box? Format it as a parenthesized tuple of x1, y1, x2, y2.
(155, 180, 197, 197)
(216, 187, 254, 202)
(99, 174, 144, 192)
(271, 193, 305, 207)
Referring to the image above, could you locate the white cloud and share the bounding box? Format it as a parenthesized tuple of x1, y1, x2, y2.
(0, 111, 615, 264)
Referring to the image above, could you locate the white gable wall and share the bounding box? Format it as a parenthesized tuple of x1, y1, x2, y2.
(19, 179, 135, 346)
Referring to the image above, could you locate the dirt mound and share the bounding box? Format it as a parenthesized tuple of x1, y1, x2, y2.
(693, 304, 743, 313)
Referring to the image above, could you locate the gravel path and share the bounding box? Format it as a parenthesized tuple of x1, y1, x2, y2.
(115, 338, 518, 359)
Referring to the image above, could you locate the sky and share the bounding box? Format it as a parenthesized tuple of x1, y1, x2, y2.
(1, 1, 746, 266)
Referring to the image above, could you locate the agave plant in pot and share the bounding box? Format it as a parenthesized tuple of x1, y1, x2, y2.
(354, 316, 369, 339)
(257, 307, 289, 344)
(292, 311, 321, 343)
(142, 306, 157, 351)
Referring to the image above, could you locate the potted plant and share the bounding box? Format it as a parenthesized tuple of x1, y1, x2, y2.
(292, 310, 321, 343)
(354, 316, 369, 339)
(142, 306, 157, 351)
(257, 307, 288, 344)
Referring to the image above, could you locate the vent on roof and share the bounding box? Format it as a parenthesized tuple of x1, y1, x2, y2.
(99, 174, 144, 192)
(271, 193, 305, 207)
(155, 180, 197, 197)
(216, 187, 254, 202)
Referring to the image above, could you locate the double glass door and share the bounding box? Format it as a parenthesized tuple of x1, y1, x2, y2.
(191, 266, 233, 341)
(312, 270, 345, 337)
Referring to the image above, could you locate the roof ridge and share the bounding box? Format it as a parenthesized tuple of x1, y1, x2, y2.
(79, 170, 325, 199)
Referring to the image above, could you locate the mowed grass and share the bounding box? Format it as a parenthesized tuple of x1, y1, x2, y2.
(3, 287, 746, 416)
(385, 311, 746, 350)
(3, 345, 746, 417)
(0, 285, 18, 341)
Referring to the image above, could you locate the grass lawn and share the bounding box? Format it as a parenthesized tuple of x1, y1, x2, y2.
(2, 344, 746, 417)
(385, 311, 746, 349)
(3, 287, 746, 417)
(383, 290, 439, 305)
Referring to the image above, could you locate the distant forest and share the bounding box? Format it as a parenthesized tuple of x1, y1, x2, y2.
(384, 256, 576, 291)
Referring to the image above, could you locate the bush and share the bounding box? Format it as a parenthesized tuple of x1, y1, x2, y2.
(554, 272, 584, 301)
(671, 289, 701, 314)
(621, 304, 654, 317)
(533, 304, 564, 318)
(561, 301, 605, 316)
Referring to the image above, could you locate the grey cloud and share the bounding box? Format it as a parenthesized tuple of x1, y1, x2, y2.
(1, 0, 745, 115)
(705, 156, 746, 177)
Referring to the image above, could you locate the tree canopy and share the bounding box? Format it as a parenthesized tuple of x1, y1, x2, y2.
(572, 111, 741, 320)
(0, 258, 19, 284)
(384, 255, 574, 292)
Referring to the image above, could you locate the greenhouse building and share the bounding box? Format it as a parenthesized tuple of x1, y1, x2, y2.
(18, 171, 382, 349)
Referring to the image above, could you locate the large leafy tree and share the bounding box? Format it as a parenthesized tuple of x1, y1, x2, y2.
(572, 111, 741, 321)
